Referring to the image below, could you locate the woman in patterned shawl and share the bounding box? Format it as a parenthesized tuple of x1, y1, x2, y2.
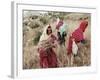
(38, 25, 58, 68)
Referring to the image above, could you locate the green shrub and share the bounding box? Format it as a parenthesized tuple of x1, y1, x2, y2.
(39, 16, 49, 25)
(28, 20, 41, 29)
(31, 15, 38, 20)
(31, 22, 40, 29)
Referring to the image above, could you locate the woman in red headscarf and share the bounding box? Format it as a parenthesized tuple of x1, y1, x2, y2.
(67, 19, 88, 66)
(38, 25, 58, 68)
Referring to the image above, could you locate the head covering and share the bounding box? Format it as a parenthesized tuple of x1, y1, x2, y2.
(67, 20, 88, 55)
(56, 20, 63, 30)
(39, 25, 52, 42)
(79, 20, 88, 32)
(72, 20, 88, 42)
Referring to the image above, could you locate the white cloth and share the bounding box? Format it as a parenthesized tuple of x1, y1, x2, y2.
(39, 25, 50, 42)
(72, 40, 78, 55)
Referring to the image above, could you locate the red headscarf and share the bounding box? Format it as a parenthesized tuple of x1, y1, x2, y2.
(56, 20, 63, 30)
(67, 20, 88, 55)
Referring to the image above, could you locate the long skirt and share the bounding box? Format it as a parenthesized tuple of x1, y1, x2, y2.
(39, 48, 58, 68)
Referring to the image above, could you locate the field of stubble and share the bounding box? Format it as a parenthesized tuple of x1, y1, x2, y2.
(23, 11, 91, 69)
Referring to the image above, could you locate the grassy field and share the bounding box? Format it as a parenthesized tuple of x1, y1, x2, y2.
(23, 11, 91, 69)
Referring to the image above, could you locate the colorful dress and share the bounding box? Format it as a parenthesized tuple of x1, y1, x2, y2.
(38, 25, 58, 68)
(67, 20, 88, 55)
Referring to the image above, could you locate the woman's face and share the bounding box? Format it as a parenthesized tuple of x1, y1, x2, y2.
(47, 27, 52, 35)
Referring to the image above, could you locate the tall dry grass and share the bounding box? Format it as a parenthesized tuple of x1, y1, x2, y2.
(23, 11, 91, 69)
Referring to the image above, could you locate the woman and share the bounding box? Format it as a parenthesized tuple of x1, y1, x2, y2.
(67, 19, 88, 66)
(38, 25, 58, 68)
(56, 19, 67, 46)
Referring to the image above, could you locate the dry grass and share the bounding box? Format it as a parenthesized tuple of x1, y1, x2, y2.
(23, 12, 91, 69)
